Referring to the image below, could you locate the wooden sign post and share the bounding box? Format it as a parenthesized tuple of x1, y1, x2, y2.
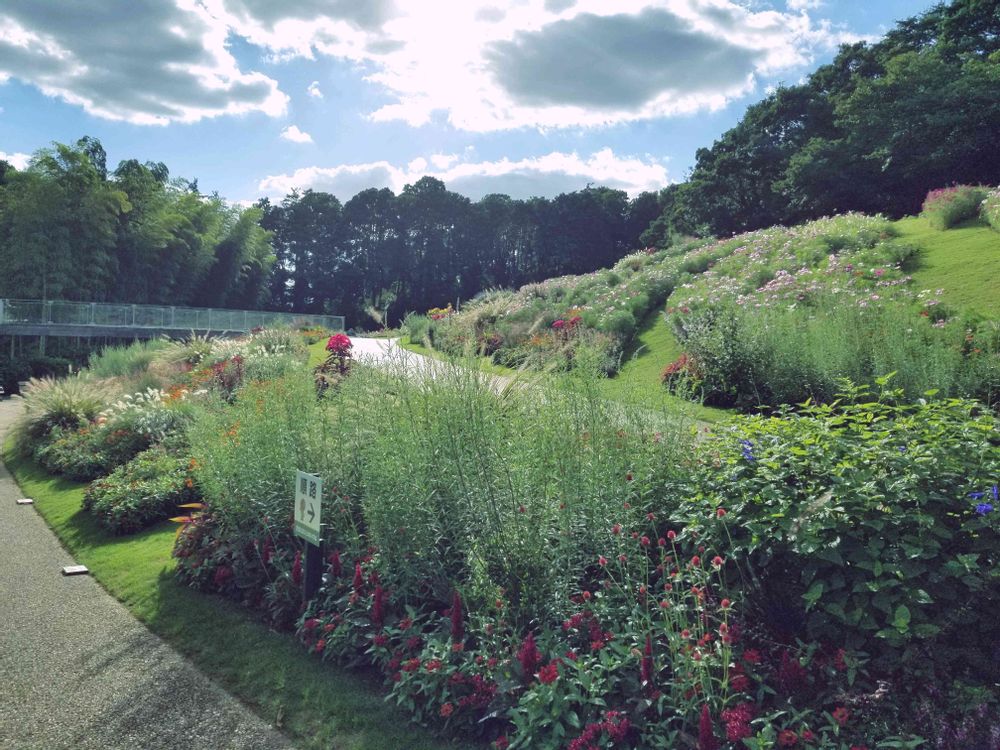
(293, 470, 324, 600)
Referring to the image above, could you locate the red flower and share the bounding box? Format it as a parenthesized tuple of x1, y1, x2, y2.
(778, 730, 798, 747)
(641, 634, 654, 688)
(730, 673, 750, 692)
(711, 555, 724, 567)
(698, 705, 719, 750)
(291, 552, 303, 585)
(439, 702, 454, 718)
(612, 523, 622, 535)
(327, 550, 342, 577)
(832, 707, 850, 726)
(742, 648, 761, 664)
(658, 537, 667, 547)
(641, 536, 651, 546)
(598, 555, 608, 567)
(325, 333, 353, 356)
(716, 508, 727, 518)
(538, 661, 559, 684)
(721, 598, 731, 609)
(667, 530, 677, 540)
(721, 703, 754, 741)
(494, 737, 510, 750)
(424, 659, 442, 672)
(801, 729, 816, 742)
(303, 618, 319, 632)
(314, 639, 326, 653)
(352, 562, 363, 593)
(691, 555, 701, 566)
(517, 632, 540, 681)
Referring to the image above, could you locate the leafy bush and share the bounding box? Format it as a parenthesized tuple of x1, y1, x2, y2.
(33, 386, 195, 480)
(921, 186, 988, 230)
(683, 381, 1000, 676)
(87, 339, 170, 379)
(0, 355, 31, 395)
(83, 448, 199, 534)
(981, 187, 1000, 232)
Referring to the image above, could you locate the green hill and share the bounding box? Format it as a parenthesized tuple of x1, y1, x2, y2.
(409, 208, 1000, 413)
(896, 216, 1000, 318)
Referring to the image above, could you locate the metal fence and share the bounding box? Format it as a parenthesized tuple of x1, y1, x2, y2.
(0, 299, 344, 333)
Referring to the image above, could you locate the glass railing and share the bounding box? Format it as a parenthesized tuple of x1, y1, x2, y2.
(0, 299, 344, 333)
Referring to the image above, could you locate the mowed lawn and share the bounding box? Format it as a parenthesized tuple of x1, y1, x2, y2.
(596, 311, 731, 424)
(2, 441, 472, 750)
(895, 216, 1000, 318)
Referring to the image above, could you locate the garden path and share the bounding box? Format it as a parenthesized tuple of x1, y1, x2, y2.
(350, 336, 514, 393)
(0, 398, 294, 750)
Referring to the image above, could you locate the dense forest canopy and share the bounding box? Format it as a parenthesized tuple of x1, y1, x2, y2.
(1, 0, 996, 326)
(642, 0, 1000, 242)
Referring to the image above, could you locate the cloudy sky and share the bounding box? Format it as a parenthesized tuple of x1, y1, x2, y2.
(0, 0, 933, 204)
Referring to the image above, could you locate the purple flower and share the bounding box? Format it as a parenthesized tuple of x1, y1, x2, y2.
(976, 503, 994, 516)
(969, 491, 985, 500)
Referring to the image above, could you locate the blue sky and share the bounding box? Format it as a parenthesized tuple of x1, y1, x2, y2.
(0, 0, 935, 204)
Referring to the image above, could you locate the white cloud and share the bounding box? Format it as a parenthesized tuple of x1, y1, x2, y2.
(0, 0, 858, 130)
(0, 150, 30, 169)
(257, 148, 669, 202)
(0, 0, 288, 125)
(280, 125, 314, 143)
(787, 0, 823, 11)
(216, 0, 855, 131)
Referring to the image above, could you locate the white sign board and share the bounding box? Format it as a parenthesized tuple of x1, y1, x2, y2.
(294, 470, 323, 546)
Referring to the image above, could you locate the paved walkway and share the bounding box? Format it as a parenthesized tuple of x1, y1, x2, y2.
(350, 336, 515, 394)
(0, 399, 293, 750)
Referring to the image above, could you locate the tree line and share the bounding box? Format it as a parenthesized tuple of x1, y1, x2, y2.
(642, 0, 1000, 243)
(0, 139, 660, 327)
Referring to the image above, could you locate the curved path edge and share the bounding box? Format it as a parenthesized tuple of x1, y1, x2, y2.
(0, 398, 294, 750)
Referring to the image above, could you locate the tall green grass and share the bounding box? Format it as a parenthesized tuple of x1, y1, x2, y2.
(188, 352, 695, 624)
(680, 299, 999, 410)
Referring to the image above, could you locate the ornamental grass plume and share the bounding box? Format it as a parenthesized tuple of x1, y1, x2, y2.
(698, 704, 719, 750)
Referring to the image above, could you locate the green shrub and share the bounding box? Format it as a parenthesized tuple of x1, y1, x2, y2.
(0, 355, 31, 395)
(683, 382, 1000, 676)
(83, 447, 199, 534)
(87, 339, 170, 379)
(600, 309, 636, 339)
(403, 313, 432, 344)
(921, 185, 988, 230)
(981, 187, 1000, 232)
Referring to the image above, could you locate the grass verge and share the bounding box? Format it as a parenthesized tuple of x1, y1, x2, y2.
(895, 216, 1000, 318)
(2, 437, 472, 750)
(597, 312, 731, 424)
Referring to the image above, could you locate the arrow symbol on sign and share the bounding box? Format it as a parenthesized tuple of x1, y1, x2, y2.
(308, 505, 315, 522)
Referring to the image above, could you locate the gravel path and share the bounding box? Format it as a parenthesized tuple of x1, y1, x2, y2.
(0, 398, 294, 750)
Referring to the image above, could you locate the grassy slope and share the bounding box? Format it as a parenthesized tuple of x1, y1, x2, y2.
(597, 311, 730, 423)
(895, 216, 1000, 318)
(2, 440, 470, 750)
